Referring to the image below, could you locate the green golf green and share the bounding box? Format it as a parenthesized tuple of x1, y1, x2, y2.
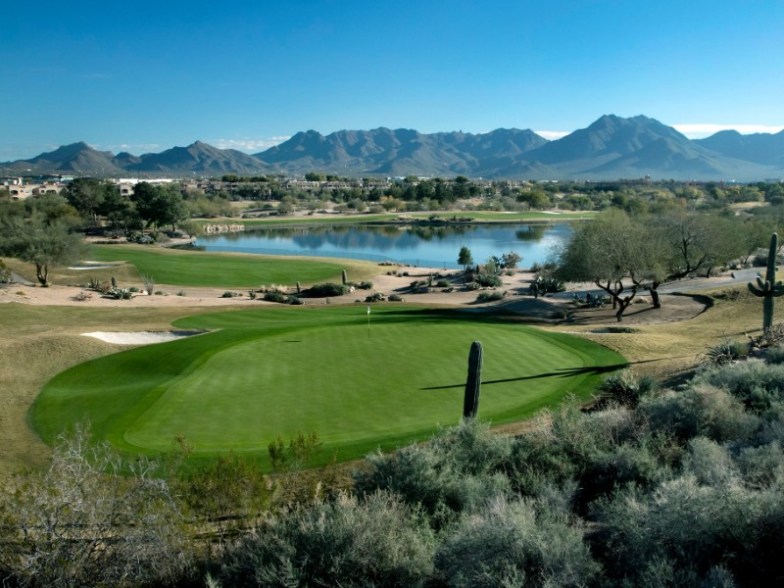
(31, 305, 625, 466)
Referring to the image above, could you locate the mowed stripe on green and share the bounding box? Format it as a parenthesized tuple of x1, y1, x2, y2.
(89, 244, 352, 288)
(32, 306, 625, 465)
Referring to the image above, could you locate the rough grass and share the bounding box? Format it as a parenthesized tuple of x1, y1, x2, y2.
(83, 244, 376, 288)
(0, 303, 205, 473)
(549, 288, 776, 380)
(30, 305, 624, 469)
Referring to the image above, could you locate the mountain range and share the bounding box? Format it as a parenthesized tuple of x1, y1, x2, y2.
(3, 115, 783, 181)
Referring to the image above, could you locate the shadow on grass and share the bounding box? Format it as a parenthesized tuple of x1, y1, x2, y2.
(420, 356, 690, 391)
(420, 363, 629, 391)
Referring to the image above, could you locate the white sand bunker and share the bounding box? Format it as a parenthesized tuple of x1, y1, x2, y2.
(82, 330, 205, 345)
(68, 261, 125, 270)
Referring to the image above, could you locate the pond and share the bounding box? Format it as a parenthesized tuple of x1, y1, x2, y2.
(195, 222, 572, 269)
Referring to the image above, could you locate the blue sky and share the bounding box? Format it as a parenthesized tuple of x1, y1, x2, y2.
(2, 0, 783, 160)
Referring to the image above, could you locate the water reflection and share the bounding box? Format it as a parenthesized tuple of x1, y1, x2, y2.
(196, 223, 571, 269)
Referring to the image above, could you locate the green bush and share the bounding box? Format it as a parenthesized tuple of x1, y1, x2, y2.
(303, 282, 349, 297)
(474, 273, 503, 288)
(476, 290, 506, 303)
(263, 291, 287, 303)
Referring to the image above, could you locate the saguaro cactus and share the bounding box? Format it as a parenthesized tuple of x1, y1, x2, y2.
(748, 232, 784, 332)
(342, 269, 348, 285)
(463, 341, 483, 419)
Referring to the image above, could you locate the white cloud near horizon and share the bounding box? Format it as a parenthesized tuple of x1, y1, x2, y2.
(536, 124, 783, 141)
(672, 123, 784, 138)
(213, 137, 291, 152)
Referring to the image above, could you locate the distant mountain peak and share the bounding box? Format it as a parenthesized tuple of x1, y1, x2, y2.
(2, 116, 784, 179)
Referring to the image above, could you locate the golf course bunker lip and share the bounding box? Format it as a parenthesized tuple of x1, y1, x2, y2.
(68, 261, 126, 270)
(82, 330, 207, 345)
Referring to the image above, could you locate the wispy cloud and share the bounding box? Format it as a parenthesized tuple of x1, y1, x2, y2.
(98, 143, 162, 154)
(213, 137, 291, 152)
(535, 130, 570, 140)
(673, 123, 784, 139)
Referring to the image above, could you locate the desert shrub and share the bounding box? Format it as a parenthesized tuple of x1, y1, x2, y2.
(107, 288, 133, 300)
(476, 290, 506, 303)
(764, 345, 784, 365)
(388, 293, 404, 302)
(464, 281, 481, 291)
(126, 231, 155, 244)
(263, 291, 287, 303)
(591, 474, 784, 586)
(639, 385, 759, 444)
(695, 361, 784, 413)
(736, 442, 784, 488)
(0, 259, 10, 283)
(577, 440, 671, 510)
(593, 369, 656, 409)
(140, 273, 155, 295)
(704, 338, 749, 365)
(173, 453, 273, 522)
(219, 492, 435, 588)
(221, 291, 240, 298)
(682, 437, 737, 487)
(303, 282, 348, 297)
(508, 431, 580, 498)
(365, 292, 384, 302)
(0, 429, 191, 587)
(354, 422, 513, 527)
(354, 280, 373, 290)
(435, 279, 450, 288)
(434, 496, 598, 588)
(287, 295, 303, 305)
(474, 273, 503, 288)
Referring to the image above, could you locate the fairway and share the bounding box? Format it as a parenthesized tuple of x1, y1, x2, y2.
(90, 244, 368, 288)
(31, 305, 625, 467)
